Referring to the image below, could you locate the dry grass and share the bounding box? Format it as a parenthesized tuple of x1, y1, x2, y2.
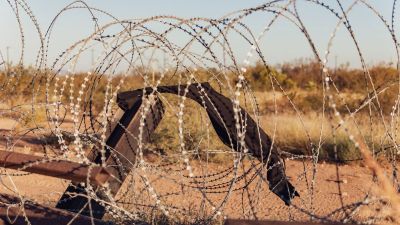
(357, 139, 400, 224)
(1, 82, 398, 164)
(259, 112, 400, 163)
(149, 90, 398, 164)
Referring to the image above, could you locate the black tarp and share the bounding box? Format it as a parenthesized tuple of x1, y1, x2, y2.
(117, 82, 299, 205)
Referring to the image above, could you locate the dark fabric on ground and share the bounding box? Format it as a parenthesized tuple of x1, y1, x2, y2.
(117, 82, 299, 205)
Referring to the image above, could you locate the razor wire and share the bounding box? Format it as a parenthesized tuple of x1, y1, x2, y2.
(0, 0, 399, 224)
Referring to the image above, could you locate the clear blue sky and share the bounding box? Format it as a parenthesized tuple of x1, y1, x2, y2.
(0, 0, 396, 70)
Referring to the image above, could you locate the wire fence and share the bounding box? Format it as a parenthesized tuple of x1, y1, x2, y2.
(0, 0, 399, 224)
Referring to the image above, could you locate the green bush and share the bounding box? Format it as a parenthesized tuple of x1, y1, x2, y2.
(319, 135, 361, 163)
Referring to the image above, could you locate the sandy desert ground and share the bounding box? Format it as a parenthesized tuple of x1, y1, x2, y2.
(0, 117, 391, 224)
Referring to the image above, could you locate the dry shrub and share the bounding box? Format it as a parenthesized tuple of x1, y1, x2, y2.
(20, 107, 48, 128)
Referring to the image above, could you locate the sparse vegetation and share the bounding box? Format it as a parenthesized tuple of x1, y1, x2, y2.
(1, 61, 399, 163)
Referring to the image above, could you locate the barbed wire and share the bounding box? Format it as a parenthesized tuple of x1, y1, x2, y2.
(0, 0, 399, 224)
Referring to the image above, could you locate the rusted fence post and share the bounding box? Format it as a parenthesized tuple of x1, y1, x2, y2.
(0, 150, 111, 186)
